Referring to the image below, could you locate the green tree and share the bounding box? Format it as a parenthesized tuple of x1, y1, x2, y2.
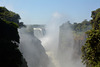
(81, 8, 100, 67)
(72, 19, 91, 32)
(0, 7, 26, 27)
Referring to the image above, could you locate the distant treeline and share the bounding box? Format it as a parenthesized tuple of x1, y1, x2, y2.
(65, 20, 92, 32)
(72, 20, 91, 32)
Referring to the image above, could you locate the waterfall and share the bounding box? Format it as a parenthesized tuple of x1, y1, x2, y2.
(18, 22, 85, 67)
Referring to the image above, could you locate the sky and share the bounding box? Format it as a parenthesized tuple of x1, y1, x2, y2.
(0, 0, 100, 24)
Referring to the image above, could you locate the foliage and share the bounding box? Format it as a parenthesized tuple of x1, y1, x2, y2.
(95, 62, 100, 67)
(0, 7, 26, 27)
(91, 8, 100, 30)
(82, 29, 100, 66)
(72, 19, 91, 32)
(2, 19, 19, 28)
(81, 8, 100, 67)
(0, 7, 27, 67)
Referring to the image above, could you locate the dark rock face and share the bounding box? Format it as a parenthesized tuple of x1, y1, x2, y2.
(0, 7, 28, 67)
(0, 19, 28, 67)
(19, 27, 49, 67)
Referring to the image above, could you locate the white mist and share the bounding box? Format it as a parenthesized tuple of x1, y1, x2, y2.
(18, 12, 85, 67)
(40, 12, 85, 67)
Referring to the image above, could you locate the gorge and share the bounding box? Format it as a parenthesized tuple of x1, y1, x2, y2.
(18, 23, 86, 67)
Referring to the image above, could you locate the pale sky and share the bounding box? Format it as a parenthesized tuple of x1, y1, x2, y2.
(0, 0, 100, 24)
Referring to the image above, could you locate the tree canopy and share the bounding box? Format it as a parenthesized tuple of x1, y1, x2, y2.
(0, 7, 26, 28)
(72, 19, 91, 32)
(81, 8, 100, 67)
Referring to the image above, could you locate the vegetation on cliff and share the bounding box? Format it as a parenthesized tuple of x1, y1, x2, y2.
(81, 8, 100, 67)
(72, 19, 91, 32)
(0, 7, 27, 67)
(0, 7, 26, 28)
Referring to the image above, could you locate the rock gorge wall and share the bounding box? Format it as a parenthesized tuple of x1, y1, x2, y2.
(57, 22, 86, 67)
(58, 23, 87, 57)
(73, 33, 87, 59)
(19, 27, 50, 67)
